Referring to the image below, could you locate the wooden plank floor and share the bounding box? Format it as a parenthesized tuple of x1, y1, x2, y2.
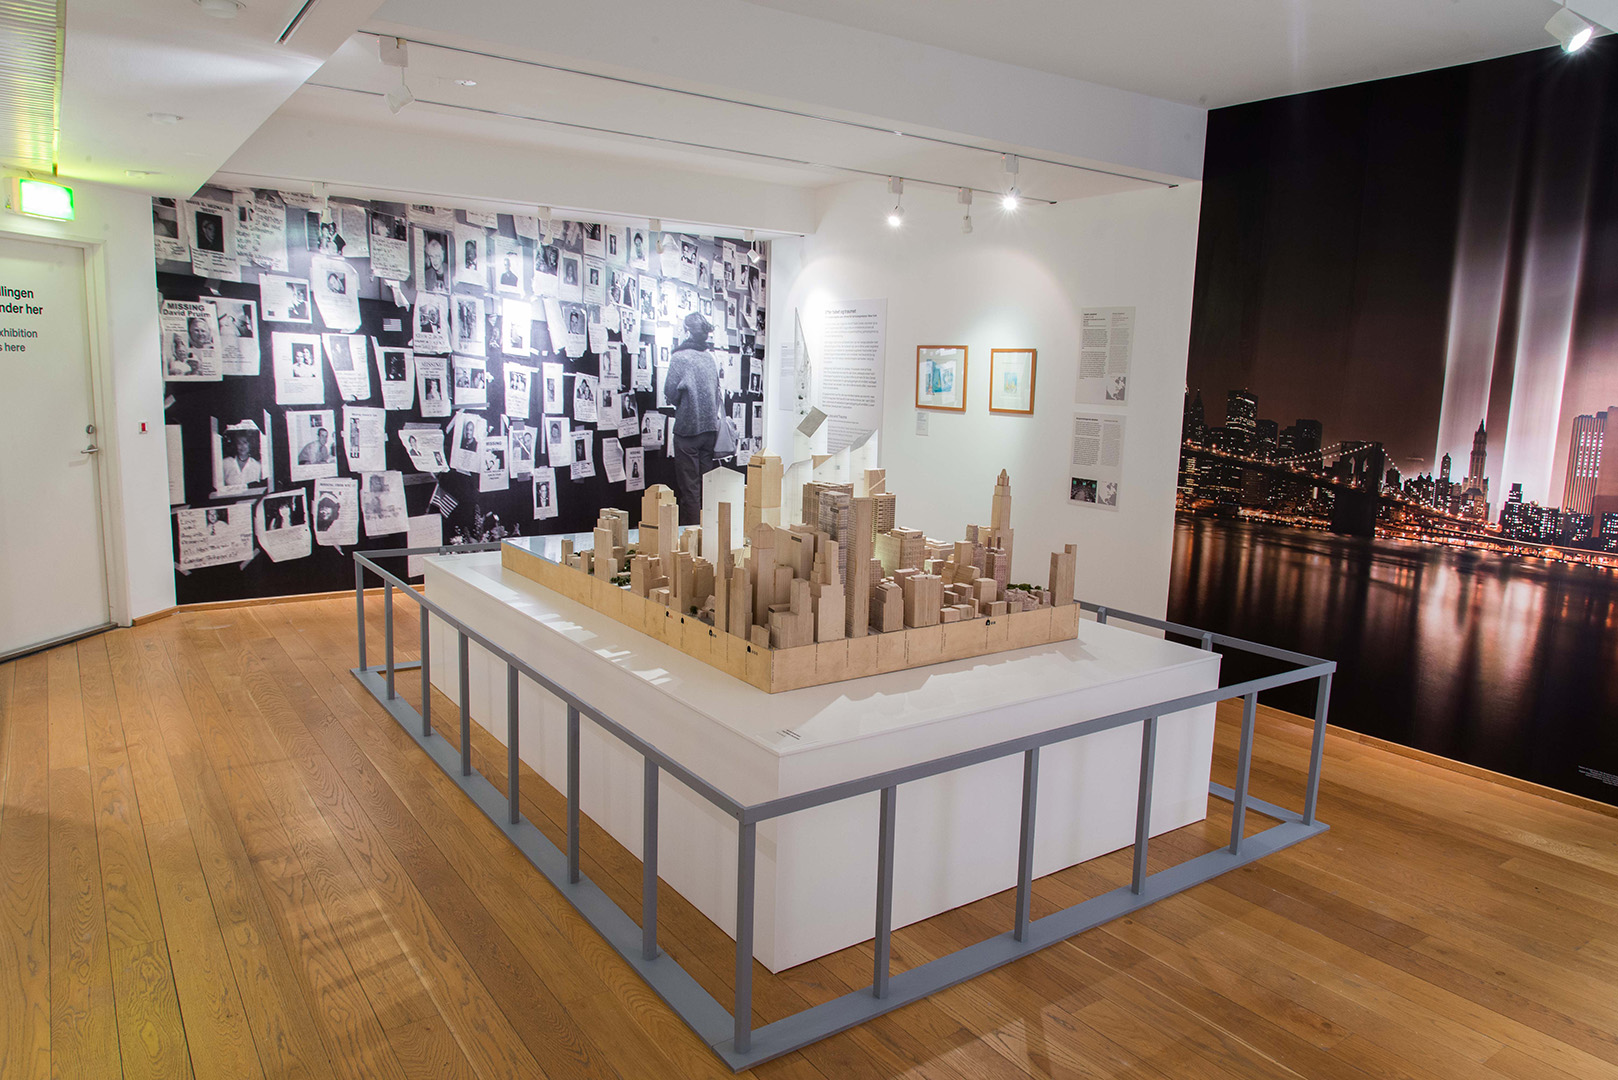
(3, 598, 1617, 1079)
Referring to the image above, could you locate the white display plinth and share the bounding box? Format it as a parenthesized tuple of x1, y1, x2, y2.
(424, 543, 1220, 972)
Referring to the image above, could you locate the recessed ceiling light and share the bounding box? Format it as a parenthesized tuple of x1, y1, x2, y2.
(125, 169, 157, 177)
(196, 0, 242, 17)
(454, 79, 477, 87)
(148, 112, 181, 125)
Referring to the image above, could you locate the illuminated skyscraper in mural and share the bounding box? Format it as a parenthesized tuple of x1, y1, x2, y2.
(1561, 409, 1608, 516)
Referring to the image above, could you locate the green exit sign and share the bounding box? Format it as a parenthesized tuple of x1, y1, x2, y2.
(6, 178, 74, 221)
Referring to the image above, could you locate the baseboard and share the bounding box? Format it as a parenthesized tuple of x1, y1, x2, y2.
(1246, 701, 1618, 821)
(133, 607, 177, 626)
(175, 584, 425, 614)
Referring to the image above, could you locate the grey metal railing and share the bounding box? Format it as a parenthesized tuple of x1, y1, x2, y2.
(351, 544, 1335, 1071)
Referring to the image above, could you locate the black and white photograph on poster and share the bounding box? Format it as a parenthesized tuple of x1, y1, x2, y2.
(160, 299, 221, 381)
(509, 420, 536, 478)
(494, 237, 524, 295)
(453, 224, 486, 290)
(749, 369, 762, 395)
(545, 416, 570, 467)
(597, 380, 616, 426)
(573, 373, 598, 423)
(501, 297, 533, 356)
(582, 222, 604, 258)
(452, 294, 486, 357)
(310, 255, 361, 331)
(602, 436, 625, 483)
(406, 514, 442, 577)
(308, 213, 348, 257)
(232, 192, 289, 273)
(415, 226, 451, 294)
(153, 198, 187, 262)
(416, 356, 450, 418)
(211, 419, 268, 496)
(557, 220, 584, 253)
(505, 364, 533, 418)
(624, 446, 645, 492)
(313, 477, 358, 547)
(638, 281, 656, 322)
(532, 243, 560, 296)
(208, 297, 259, 375)
(618, 391, 639, 438)
(480, 434, 509, 492)
(611, 268, 637, 309)
(1075, 306, 1134, 405)
(409, 204, 457, 229)
(337, 204, 369, 259)
(449, 411, 485, 473)
(583, 256, 605, 305)
(678, 237, 699, 284)
(541, 361, 565, 415)
(752, 400, 763, 436)
(532, 466, 559, 520)
(360, 471, 408, 536)
(570, 429, 595, 480)
(1069, 413, 1123, 511)
(627, 227, 649, 271)
(731, 401, 747, 441)
(398, 424, 448, 473)
(640, 408, 664, 450)
(452, 355, 488, 409)
(375, 345, 415, 410)
(559, 253, 582, 302)
(560, 301, 587, 357)
(260, 274, 311, 323)
(287, 409, 337, 481)
(186, 199, 239, 280)
(255, 489, 311, 563)
(322, 333, 370, 400)
(175, 504, 255, 570)
(696, 256, 711, 294)
(413, 293, 450, 354)
(633, 342, 653, 391)
(368, 210, 409, 280)
(342, 406, 387, 473)
(272, 332, 325, 406)
(605, 227, 622, 265)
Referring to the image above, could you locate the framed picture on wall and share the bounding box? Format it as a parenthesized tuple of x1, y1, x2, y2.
(988, 349, 1036, 415)
(915, 345, 967, 411)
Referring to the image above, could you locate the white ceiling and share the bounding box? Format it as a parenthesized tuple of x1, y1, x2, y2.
(738, 0, 1570, 108)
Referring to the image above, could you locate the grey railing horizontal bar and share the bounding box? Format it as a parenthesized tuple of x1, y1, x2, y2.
(1078, 600, 1335, 671)
(740, 661, 1333, 824)
(714, 812, 1330, 1070)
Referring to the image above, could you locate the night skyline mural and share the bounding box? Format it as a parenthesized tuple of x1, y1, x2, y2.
(1172, 39, 1618, 805)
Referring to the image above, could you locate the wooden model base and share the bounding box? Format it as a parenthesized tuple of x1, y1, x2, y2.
(501, 540, 1081, 693)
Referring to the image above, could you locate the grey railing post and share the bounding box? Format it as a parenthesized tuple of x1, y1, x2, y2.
(1132, 716, 1158, 894)
(457, 631, 471, 777)
(420, 606, 432, 738)
(567, 705, 581, 884)
(872, 785, 897, 998)
(1229, 692, 1258, 854)
(383, 581, 395, 700)
(1200, 631, 1214, 651)
(506, 663, 520, 825)
(1096, 606, 1108, 625)
(355, 561, 367, 669)
(734, 821, 757, 1054)
(643, 759, 660, 961)
(1303, 672, 1332, 826)
(1013, 747, 1040, 942)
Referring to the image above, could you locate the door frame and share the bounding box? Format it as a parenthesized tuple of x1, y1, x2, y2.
(0, 226, 128, 628)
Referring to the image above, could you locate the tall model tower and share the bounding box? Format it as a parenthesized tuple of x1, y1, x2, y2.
(987, 470, 1014, 568)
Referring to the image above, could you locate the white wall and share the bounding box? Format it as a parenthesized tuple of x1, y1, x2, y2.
(768, 181, 1202, 618)
(1, 181, 173, 621)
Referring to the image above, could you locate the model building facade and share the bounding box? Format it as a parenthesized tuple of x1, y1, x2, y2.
(502, 461, 1081, 692)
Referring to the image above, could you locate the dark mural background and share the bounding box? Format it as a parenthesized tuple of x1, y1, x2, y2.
(1172, 40, 1618, 804)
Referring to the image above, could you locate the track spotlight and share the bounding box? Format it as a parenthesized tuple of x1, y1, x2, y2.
(1002, 154, 1021, 210)
(1548, 6, 1596, 50)
(385, 82, 415, 114)
(957, 187, 974, 233)
(886, 177, 905, 228)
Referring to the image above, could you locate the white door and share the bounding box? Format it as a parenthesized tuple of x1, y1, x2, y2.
(0, 235, 110, 658)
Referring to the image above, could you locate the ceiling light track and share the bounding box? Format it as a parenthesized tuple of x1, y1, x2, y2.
(352, 29, 1178, 191)
(307, 81, 1063, 204)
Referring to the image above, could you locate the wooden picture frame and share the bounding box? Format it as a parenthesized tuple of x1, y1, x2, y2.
(915, 345, 968, 412)
(988, 349, 1037, 415)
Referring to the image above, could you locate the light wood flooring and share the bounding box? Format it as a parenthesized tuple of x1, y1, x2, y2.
(3, 596, 1618, 1079)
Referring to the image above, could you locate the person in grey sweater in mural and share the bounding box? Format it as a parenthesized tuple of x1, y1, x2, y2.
(665, 311, 721, 524)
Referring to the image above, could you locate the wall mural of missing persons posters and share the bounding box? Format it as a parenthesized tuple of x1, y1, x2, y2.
(156, 189, 770, 603)
(1174, 41, 1618, 805)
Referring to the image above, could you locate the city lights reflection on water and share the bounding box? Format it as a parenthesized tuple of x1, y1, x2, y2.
(1168, 515, 1618, 804)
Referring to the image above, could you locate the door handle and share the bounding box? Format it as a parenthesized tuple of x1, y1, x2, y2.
(81, 445, 100, 454)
